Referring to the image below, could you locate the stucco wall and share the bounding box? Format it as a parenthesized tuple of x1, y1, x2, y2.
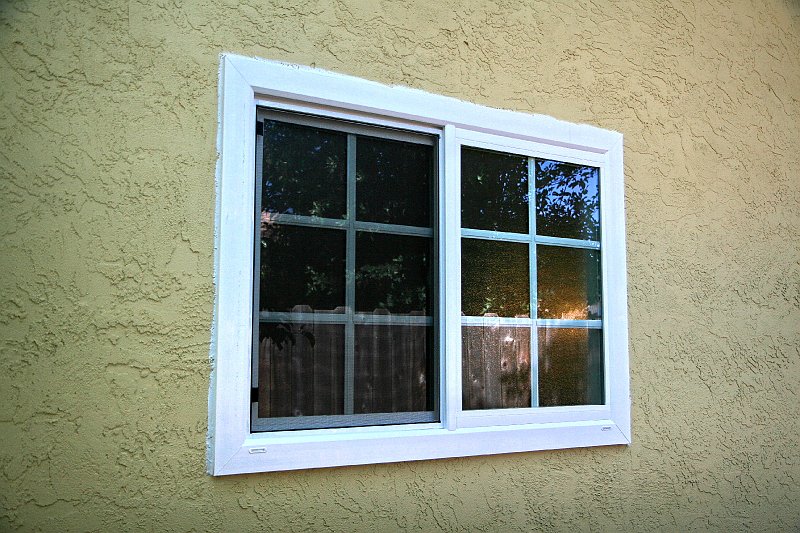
(1, 0, 798, 530)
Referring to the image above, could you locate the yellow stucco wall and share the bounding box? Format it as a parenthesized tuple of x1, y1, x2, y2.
(1, 0, 799, 530)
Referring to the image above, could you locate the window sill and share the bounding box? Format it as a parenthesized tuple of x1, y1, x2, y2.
(212, 420, 630, 475)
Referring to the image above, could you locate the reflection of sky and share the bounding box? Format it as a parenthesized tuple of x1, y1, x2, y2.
(536, 161, 600, 222)
(536, 160, 600, 237)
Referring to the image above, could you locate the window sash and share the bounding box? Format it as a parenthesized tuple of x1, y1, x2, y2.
(458, 149, 603, 410)
(252, 108, 439, 430)
(453, 132, 612, 421)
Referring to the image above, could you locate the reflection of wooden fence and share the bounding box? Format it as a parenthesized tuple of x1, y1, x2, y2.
(258, 323, 344, 418)
(257, 320, 431, 418)
(462, 325, 531, 410)
(354, 324, 429, 414)
(258, 321, 603, 418)
(461, 325, 603, 409)
(538, 328, 603, 407)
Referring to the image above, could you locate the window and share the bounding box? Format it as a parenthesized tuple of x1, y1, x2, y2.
(459, 147, 603, 413)
(209, 54, 629, 475)
(251, 110, 438, 431)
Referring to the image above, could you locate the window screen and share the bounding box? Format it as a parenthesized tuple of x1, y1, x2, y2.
(252, 110, 438, 431)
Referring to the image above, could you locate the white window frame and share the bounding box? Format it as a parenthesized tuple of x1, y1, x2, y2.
(209, 53, 630, 475)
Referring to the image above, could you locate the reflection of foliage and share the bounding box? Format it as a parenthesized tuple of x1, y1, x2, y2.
(356, 235, 430, 314)
(355, 136, 432, 227)
(462, 148, 528, 233)
(479, 297, 495, 315)
(356, 253, 428, 312)
(535, 160, 599, 240)
(261, 322, 316, 350)
(536, 246, 601, 320)
(357, 259, 415, 311)
(263, 119, 346, 218)
(260, 224, 345, 312)
(303, 265, 336, 302)
(461, 239, 530, 317)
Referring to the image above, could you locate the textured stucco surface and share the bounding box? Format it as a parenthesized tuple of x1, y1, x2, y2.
(1, 0, 799, 531)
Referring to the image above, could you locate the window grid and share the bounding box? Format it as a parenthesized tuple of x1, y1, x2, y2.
(253, 110, 437, 428)
(459, 155, 602, 409)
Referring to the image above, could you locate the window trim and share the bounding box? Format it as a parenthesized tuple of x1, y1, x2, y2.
(209, 53, 630, 475)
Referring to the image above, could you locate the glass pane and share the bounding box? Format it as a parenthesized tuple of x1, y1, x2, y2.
(538, 328, 604, 406)
(354, 325, 433, 414)
(356, 136, 433, 227)
(461, 238, 530, 317)
(356, 232, 432, 315)
(260, 224, 346, 312)
(535, 159, 599, 240)
(462, 326, 531, 410)
(257, 322, 345, 417)
(461, 147, 529, 233)
(262, 119, 347, 218)
(537, 245, 601, 320)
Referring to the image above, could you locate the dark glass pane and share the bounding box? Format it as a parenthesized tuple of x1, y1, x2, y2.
(354, 325, 433, 414)
(260, 224, 346, 312)
(538, 328, 604, 406)
(356, 136, 433, 227)
(356, 233, 432, 315)
(535, 159, 599, 240)
(537, 246, 601, 320)
(462, 326, 531, 410)
(461, 147, 529, 233)
(257, 322, 344, 417)
(461, 238, 530, 317)
(262, 119, 347, 218)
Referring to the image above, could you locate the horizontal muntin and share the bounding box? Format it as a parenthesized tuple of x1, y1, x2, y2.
(262, 213, 433, 237)
(535, 235, 600, 250)
(537, 319, 602, 329)
(461, 228, 529, 243)
(259, 311, 433, 326)
(460, 228, 600, 249)
(460, 316, 602, 329)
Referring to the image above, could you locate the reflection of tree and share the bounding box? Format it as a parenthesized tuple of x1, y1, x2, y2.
(536, 246, 601, 320)
(461, 239, 530, 317)
(462, 148, 529, 233)
(356, 256, 425, 312)
(263, 120, 346, 218)
(534, 161, 601, 320)
(356, 233, 431, 315)
(535, 160, 599, 240)
(356, 136, 432, 227)
(259, 222, 346, 312)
